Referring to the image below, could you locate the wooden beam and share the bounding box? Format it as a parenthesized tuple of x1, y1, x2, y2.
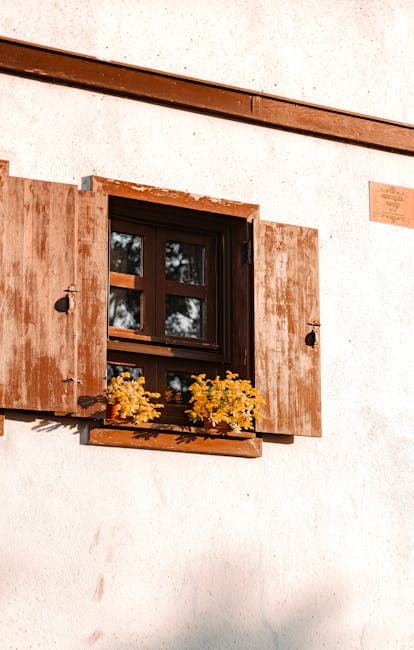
(0, 36, 412, 155)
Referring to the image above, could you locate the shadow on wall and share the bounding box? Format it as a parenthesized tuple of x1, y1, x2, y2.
(151, 591, 344, 650)
(91, 558, 346, 650)
(6, 410, 81, 434)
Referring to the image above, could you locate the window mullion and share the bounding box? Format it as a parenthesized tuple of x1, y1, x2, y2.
(141, 227, 157, 337)
(153, 225, 166, 339)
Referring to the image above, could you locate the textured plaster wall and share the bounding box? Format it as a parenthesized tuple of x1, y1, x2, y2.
(0, 0, 413, 122)
(0, 3, 414, 649)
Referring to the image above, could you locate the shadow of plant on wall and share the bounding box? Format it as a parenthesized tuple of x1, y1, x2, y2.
(30, 418, 80, 433)
(5, 411, 81, 434)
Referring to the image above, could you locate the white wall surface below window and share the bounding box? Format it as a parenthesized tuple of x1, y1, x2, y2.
(0, 4, 414, 649)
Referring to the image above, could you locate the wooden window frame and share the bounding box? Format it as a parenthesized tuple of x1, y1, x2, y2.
(88, 175, 262, 458)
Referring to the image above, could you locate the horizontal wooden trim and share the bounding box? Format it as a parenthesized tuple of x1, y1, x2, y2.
(110, 272, 144, 290)
(165, 281, 207, 299)
(92, 177, 259, 220)
(108, 339, 224, 362)
(108, 329, 219, 350)
(89, 426, 262, 458)
(0, 36, 412, 154)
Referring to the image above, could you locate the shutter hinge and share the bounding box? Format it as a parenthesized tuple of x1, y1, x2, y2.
(242, 240, 253, 264)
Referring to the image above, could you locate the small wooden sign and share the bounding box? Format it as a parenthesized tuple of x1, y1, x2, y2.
(369, 181, 414, 228)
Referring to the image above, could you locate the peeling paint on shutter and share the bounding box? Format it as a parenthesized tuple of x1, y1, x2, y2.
(254, 220, 321, 437)
(0, 163, 107, 416)
(74, 188, 108, 417)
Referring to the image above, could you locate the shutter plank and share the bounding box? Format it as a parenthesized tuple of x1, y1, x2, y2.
(23, 178, 50, 409)
(47, 182, 77, 411)
(0, 166, 14, 404)
(2, 176, 26, 407)
(75, 189, 108, 417)
(254, 220, 321, 437)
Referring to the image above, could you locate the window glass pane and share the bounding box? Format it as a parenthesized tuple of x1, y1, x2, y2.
(109, 287, 141, 330)
(165, 295, 203, 338)
(107, 364, 142, 383)
(165, 241, 205, 284)
(110, 231, 142, 276)
(165, 371, 192, 404)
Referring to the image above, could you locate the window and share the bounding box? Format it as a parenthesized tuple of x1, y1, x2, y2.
(0, 162, 321, 458)
(106, 197, 252, 425)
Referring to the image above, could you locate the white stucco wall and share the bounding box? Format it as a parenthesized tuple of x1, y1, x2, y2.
(1, 0, 413, 122)
(0, 3, 414, 649)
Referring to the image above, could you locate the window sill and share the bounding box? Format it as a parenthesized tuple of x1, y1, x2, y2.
(88, 421, 262, 458)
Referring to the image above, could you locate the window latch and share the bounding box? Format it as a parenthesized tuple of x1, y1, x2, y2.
(64, 284, 79, 315)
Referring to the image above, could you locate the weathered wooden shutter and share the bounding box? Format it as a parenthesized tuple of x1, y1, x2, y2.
(0, 161, 107, 417)
(254, 219, 321, 437)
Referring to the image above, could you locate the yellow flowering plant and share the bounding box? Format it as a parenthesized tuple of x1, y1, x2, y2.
(106, 372, 164, 424)
(185, 371, 264, 433)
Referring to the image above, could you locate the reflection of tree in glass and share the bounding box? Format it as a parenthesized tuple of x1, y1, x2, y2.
(107, 364, 142, 383)
(109, 288, 141, 329)
(110, 232, 142, 275)
(166, 371, 192, 404)
(165, 241, 204, 284)
(165, 295, 203, 338)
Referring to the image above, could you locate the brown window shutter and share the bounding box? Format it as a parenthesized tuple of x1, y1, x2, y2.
(253, 220, 321, 437)
(73, 187, 108, 417)
(0, 162, 107, 417)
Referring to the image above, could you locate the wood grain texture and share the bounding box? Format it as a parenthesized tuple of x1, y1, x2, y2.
(75, 189, 108, 417)
(0, 36, 413, 154)
(369, 181, 414, 228)
(89, 426, 262, 458)
(0, 174, 77, 411)
(91, 177, 259, 220)
(0, 163, 9, 409)
(0, 163, 108, 415)
(252, 96, 414, 154)
(107, 339, 224, 363)
(254, 220, 321, 437)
